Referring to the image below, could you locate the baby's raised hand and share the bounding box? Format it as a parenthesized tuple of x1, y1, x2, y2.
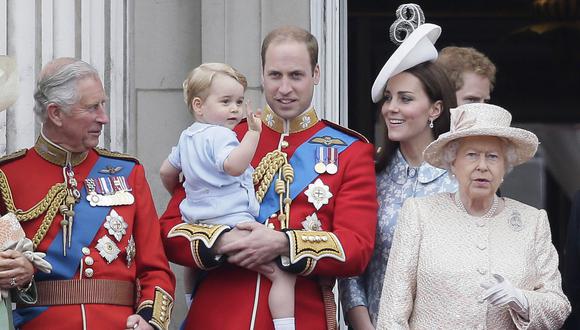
(245, 100, 262, 133)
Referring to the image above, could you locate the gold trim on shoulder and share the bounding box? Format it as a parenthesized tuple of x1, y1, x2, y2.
(151, 286, 173, 330)
(285, 230, 345, 264)
(322, 119, 369, 143)
(34, 133, 88, 167)
(0, 149, 27, 165)
(262, 105, 319, 134)
(0, 170, 67, 248)
(95, 147, 140, 164)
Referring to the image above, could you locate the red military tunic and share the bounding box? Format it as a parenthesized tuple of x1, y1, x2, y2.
(160, 107, 378, 329)
(0, 135, 175, 330)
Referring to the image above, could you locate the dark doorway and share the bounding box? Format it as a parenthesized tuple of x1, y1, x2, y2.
(348, 1, 580, 138)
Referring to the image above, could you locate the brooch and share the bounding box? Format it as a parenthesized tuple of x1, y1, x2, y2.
(508, 211, 523, 232)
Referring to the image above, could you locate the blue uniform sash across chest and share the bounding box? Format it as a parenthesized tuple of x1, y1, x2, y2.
(257, 126, 357, 223)
(14, 155, 135, 326)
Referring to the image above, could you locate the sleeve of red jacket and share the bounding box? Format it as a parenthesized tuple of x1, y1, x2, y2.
(281, 141, 378, 278)
(130, 165, 176, 330)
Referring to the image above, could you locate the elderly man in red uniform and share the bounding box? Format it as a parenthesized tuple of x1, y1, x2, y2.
(0, 58, 175, 330)
(160, 26, 378, 329)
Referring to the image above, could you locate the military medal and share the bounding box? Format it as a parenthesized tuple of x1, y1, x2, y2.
(96, 235, 121, 264)
(104, 209, 128, 242)
(85, 178, 101, 206)
(326, 148, 338, 175)
(126, 235, 136, 268)
(85, 176, 134, 207)
(314, 147, 327, 174)
(304, 178, 333, 210)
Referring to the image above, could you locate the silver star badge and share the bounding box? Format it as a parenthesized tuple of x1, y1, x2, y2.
(104, 209, 128, 242)
(126, 235, 136, 268)
(302, 212, 323, 231)
(96, 235, 121, 264)
(304, 178, 333, 210)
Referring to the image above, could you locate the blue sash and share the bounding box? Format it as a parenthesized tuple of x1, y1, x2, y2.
(257, 126, 357, 222)
(14, 155, 135, 327)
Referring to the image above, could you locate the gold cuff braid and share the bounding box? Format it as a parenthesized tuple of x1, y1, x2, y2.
(285, 230, 346, 264)
(136, 299, 153, 313)
(167, 223, 230, 269)
(151, 286, 173, 330)
(300, 257, 317, 276)
(167, 223, 230, 248)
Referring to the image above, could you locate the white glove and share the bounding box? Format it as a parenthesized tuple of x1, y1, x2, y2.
(480, 273, 529, 320)
(0, 237, 52, 299)
(4, 238, 52, 274)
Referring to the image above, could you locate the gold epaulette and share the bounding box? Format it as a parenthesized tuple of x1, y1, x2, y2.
(322, 119, 369, 143)
(94, 147, 140, 164)
(0, 149, 27, 166)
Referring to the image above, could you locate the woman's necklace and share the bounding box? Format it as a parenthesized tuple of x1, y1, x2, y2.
(454, 193, 499, 218)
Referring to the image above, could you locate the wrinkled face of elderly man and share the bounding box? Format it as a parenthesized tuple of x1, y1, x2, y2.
(47, 75, 109, 153)
(37, 57, 109, 153)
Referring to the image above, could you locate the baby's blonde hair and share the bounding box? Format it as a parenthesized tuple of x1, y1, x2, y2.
(182, 63, 248, 114)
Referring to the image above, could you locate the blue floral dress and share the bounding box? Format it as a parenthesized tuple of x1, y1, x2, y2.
(338, 149, 457, 325)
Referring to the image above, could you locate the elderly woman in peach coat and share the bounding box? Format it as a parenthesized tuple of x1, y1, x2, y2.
(377, 103, 570, 329)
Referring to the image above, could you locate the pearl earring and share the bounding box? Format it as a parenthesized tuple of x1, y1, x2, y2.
(429, 119, 434, 129)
